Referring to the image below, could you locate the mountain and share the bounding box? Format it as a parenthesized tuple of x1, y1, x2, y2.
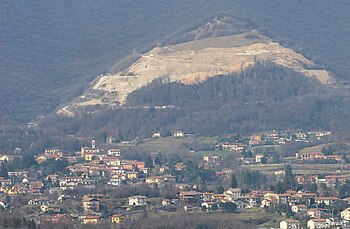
(2, 1, 350, 125)
(58, 27, 334, 117)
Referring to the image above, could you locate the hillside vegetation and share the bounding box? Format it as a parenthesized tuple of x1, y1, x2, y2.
(38, 63, 350, 144)
(1, 1, 350, 124)
(60, 29, 333, 116)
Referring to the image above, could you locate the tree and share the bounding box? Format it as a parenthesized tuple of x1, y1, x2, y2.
(144, 156, 154, 168)
(220, 202, 237, 212)
(284, 164, 295, 189)
(0, 164, 8, 178)
(211, 203, 218, 211)
(231, 175, 238, 188)
(155, 153, 163, 165)
(215, 185, 225, 194)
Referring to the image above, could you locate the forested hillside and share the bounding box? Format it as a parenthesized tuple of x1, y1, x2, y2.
(1, 1, 350, 124)
(38, 63, 350, 145)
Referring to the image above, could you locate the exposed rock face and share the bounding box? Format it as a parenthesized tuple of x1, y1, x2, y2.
(57, 30, 334, 117)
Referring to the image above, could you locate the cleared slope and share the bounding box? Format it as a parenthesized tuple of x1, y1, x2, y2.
(59, 30, 334, 116)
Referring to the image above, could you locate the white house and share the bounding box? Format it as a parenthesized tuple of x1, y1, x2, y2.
(108, 148, 120, 157)
(128, 196, 148, 206)
(341, 208, 350, 221)
(255, 154, 264, 163)
(307, 208, 323, 218)
(152, 131, 161, 138)
(291, 204, 307, 213)
(173, 131, 185, 138)
(307, 218, 327, 229)
(224, 188, 241, 201)
(280, 219, 300, 229)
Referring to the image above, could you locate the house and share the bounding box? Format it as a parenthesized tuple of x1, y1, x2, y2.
(224, 188, 241, 200)
(341, 208, 350, 221)
(179, 191, 202, 203)
(175, 163, 186, 171)
(296, 152, 324, 161)
(255, 154, 264, 163)
(0, 178, 12, 187)
(152, 131, 161, 138)
(44, 148, 63, 157)
(324, 155, 342, 162)
(295, 175, 319, 184)
(278, 193, 292, 204)
(111, 214, 126, 224)
(29, 181, 43, 194)
(80, 215, 100, 224)
(28, 197, 50, 205)
(307, 208, 323, 218)
(82, 196, 100, 212)
(291, 204, 307, 213)
(203, 154, 221, 163)
(220, 143, 244, 152)
(173, 131, 185, 138)
(40, 204, 61, 214)
(232, 199, 251, 209)
(146, 175, 176, 185)
(280, 219, 300, 229)
(59, 176, 82, 190)
(80, 147, 100, 157)
(212, 194, 226, 202)
(128, 196, 148, 206)
(307, 218, 328, 229)
(295, 132, 307, 140)
(108, 148, 120, 157)
(108, 174, 125, 186)
(126, 172, 138, 180)
(248, 140, 260, 146)
(40, 214, 71, 224)
(240, 195, 260, 206)
(324, 175, 347, 186)
(162, 199, 179, 206)
(315, 197, 340, 206)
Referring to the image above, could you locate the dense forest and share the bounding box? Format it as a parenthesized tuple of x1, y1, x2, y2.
(33, 63, 350, 148)
(2, 1, 350, 124)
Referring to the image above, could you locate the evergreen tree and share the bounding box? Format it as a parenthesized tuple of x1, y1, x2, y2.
(144, 156, 154, 168)
(155, 153, 163, 165)
(0, 164, 8, 178)
(231, 174, 238, 188)
(284, 164, 295, 189)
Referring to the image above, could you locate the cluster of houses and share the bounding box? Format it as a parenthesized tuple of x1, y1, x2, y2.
(296, 151, 343, 162)
(0, 142, 163, 225)
(216, 130, 331, 153)
(176, 186, 350, 228)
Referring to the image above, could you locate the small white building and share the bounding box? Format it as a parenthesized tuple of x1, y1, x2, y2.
(341, 208, 350, 221)
(291, 204, 307, 213)
(173, 131, 185, 138)
(152, 131, 161, 138)
(307, 208, 323, 218)
(280, 219, 300, 229)
(128, 196, 148, 206)
(224, 188, 241, 201)
(307, 218, 327, 229)
(255, 154, 264, 163)
(108, 148, 120, 157)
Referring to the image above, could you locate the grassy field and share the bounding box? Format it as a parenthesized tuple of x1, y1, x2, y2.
(242, 163, 350, 176)
(132, 136, 217, 153)
(300, 143, 337, 153)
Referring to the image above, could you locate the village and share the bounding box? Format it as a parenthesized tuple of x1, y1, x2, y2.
(1, 129, 350, 228)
